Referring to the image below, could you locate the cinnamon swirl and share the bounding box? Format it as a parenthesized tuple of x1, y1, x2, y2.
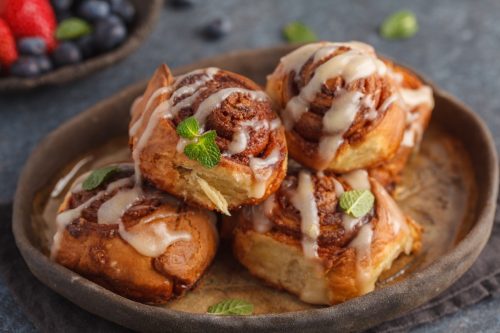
(50, 163, 218, 304)
(266, 41, 406, 172)
(129, 65, 287, 215)
(233, 167, 421, 305)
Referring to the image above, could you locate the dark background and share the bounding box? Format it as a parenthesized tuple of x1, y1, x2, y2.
(1, 0, 500, 331)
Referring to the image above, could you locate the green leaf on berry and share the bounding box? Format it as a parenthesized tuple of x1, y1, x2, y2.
(56, 18, 92, 41)
(207, 299, 254, 316)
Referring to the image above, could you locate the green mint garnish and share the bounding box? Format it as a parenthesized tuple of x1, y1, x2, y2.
(339, 189, 375, 218)
(207, 299, 254, 316)
(176, 116, 200, 139)
(177, 117, 221, 168)
(56, 18, 92, 41)
(380, 10, 419, 40)
(82, 166, 120, 191)
(283, 21, 317, 43)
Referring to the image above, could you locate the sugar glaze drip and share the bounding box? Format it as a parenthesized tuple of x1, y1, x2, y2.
(278, 42, 394, 166)
(51, 164, 194, 259)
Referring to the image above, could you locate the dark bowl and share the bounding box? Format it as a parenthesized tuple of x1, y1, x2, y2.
(12, 45, 499, 332)
(0, 0, 164, 92)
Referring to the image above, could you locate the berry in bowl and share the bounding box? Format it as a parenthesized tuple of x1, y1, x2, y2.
(0, 0, 163, 91)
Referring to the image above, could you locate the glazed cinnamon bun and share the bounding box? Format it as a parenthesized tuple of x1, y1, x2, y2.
(369, 60, 434, 189)
(233, 166, 421, 305)
(266, 41, 406, 172)
(129, 65, 287, 215)
(50, 163, 218, 304)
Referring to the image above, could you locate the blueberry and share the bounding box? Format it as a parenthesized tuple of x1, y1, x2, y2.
(17, 37, 47, 56)
(10, 57, 41, 78)
(94, 15, 127, 51)
(51, 0, 73, 12)
(52, 42, 82, 66)
(35, 55, 53, 73)
(108, 0, 135, 24)
(169, 0, 196, 9)
(76, 34, 96, 58)
(77, 0, 110, 21)
(202, 17, 231, 40)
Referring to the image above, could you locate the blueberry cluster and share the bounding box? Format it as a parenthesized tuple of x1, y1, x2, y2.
(12, 0, 135, 78)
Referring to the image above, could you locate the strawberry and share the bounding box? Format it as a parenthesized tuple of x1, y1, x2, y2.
(0, 18, 18, 68)
(2, 0, 57, 51)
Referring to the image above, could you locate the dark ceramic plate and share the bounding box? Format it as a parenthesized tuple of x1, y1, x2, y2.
(0, 0, 163, 92)
(13, 45, 498, 332)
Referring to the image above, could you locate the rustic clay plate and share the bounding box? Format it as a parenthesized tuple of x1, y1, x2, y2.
(12, 45, 498, 332)
(0, 0, 163, 92)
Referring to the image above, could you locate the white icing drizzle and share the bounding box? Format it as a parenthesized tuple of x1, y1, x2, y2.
(51, 164, 193, 259)
(340, 170, 371, 232)
(193, 88, 268, 127)
(252, 194, 275, 233)
(118, 219, 191, 258)
(349, 223, 374, 293)
(400, 86, 434, 109)
(318, 91, 364, 160)
(50, 156, 93, 198)
(290, 171, 320, 259)
(342, 169, 371, 190)
(399, 86, 434, 148)
(97, 186, 143, 225)
(227, 118, 282, 155)
(131, 68, 219, 184)
(51, 176, 133, 259)
(249, 147, 281, 198)
(278, 42, 389, 164)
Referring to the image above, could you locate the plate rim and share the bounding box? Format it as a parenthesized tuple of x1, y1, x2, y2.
(12, 44, 499, 332)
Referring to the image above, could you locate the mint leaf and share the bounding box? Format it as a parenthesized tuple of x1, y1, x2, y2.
(380, 10, 419, 40)
(56, 18, 92, 41)
(82, 166, 120, 191)
(184, 130, 221, 168)
(339, 190, 375, 218)
(176, 116, 200, 139)
(207, 299, 254, 316)
(283, 22, 317, 43)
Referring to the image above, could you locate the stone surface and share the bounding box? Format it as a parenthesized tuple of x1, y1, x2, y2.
(1, 0, 500, 331)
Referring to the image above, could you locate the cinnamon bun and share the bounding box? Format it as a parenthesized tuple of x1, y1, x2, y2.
(233, 167, 421, 305)
(50, 163, 218, 304)
(129, 65, 287, 215)
(266, 41, 406, 172)
(369, 60, 434, 189)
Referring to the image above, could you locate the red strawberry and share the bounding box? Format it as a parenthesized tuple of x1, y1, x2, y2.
(0, 18, 18, 68)
(2, 0, 57, 51)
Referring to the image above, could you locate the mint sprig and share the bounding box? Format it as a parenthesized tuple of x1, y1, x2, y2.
(177, 117, 221, 168)
(380, 10, 419, 40)
(283, 21, 317, 43)
(339, 189, 375, 218)
(207, 299, 254, 316)
(82, 166, 120, 191)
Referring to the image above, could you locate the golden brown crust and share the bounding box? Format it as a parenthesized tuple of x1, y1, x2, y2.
(52, 168, 218, 304)
(233, 173, 421, 305)
(266, 42, 406, 172)
(369, 61, 434, 190)
(130, 65, 288, 213)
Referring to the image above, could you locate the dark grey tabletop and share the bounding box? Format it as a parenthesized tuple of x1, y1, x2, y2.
(1, 0, 500, 331)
